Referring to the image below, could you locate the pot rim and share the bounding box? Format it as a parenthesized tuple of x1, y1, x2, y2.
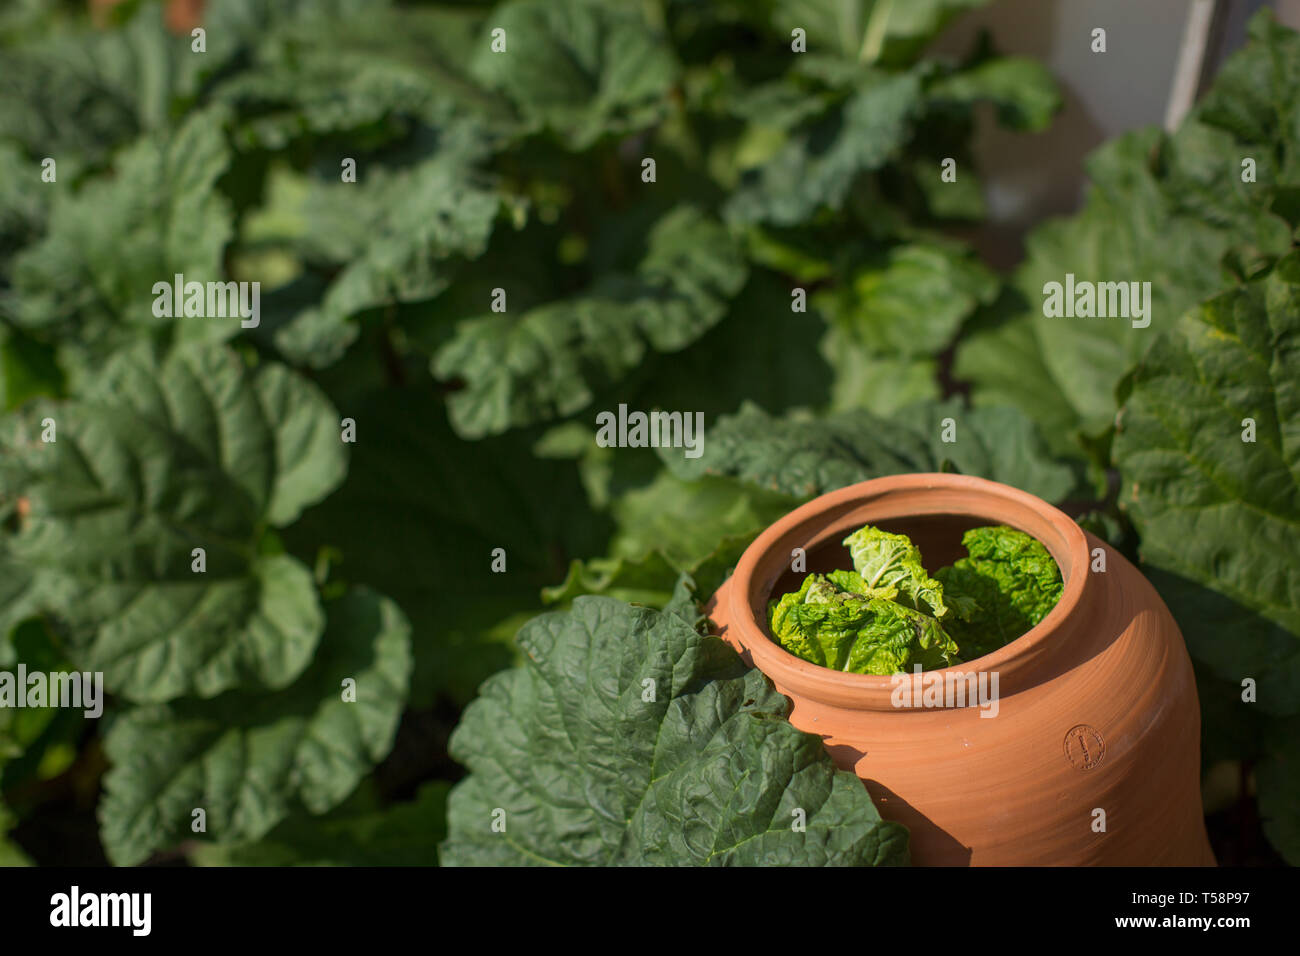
(718, 472, 1093, 710)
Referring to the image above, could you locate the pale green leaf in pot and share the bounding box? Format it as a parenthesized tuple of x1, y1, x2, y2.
(826, 568, 899, 601)
(843, 524, 949, 618)
(768, 571, 957, 674)
(935, 525, 1063, 660)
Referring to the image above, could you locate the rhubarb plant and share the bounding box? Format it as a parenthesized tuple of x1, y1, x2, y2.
(0, 0, 1295, 869)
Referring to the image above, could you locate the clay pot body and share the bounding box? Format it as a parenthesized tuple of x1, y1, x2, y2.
(706, 474, 1215, 866)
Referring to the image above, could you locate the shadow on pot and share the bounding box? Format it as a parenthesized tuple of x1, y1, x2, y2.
(858, 778, 973, 867)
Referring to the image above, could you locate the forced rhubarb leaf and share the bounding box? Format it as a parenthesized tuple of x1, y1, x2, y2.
(768, 573, 958, 674)
(669, 398, 1076, 502)
(826, 568, 898, 600)
(935, 525, 1063, 659)
(99, 588, 411, 866)
(843, 525, 948, 618)
(0, 343, 347, 702)
(442, 580, 909, 865)
(434, 206, 747, 439)
(1114, 251, 1300, 714)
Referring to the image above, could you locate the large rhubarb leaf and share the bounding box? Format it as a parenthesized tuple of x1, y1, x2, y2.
(724, 68, 922, 227)
(470, 0, 678, 149)
(9, 108, 236, 367)
(670, 398, 1077, 501)
(434, 206, 747, 439)
(442, 580, 908, 865)
(1114, 251, 1300, 715)
(956, 10, 1300, 442)
(283, 386, 606, 707)
(99, 588, 411, 866)
(0, 343, 346, 703)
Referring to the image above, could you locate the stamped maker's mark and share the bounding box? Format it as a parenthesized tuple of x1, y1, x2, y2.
(1063, 724, 1106, 771)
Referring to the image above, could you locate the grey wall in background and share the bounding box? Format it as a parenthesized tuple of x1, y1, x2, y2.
(931, 0, 1285, 266)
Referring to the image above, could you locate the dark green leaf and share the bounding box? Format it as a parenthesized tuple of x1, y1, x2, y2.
(1, 344, 346, 702)
(189, 781, 448, 867)
(1114, 252, 1300, 714)
(442, 590, 909, 865)
(9, 108, 236, 366)
(435, 206, 747, 438)
(670, 398, 1077, 501)
(470, 0, 678, 148)
(99, 587, 411, 866)
(283, 386, 606, 707)
(725, 69, 922, 226)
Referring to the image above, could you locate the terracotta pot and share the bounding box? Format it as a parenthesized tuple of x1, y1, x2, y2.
(706, 473, 1215, 866)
